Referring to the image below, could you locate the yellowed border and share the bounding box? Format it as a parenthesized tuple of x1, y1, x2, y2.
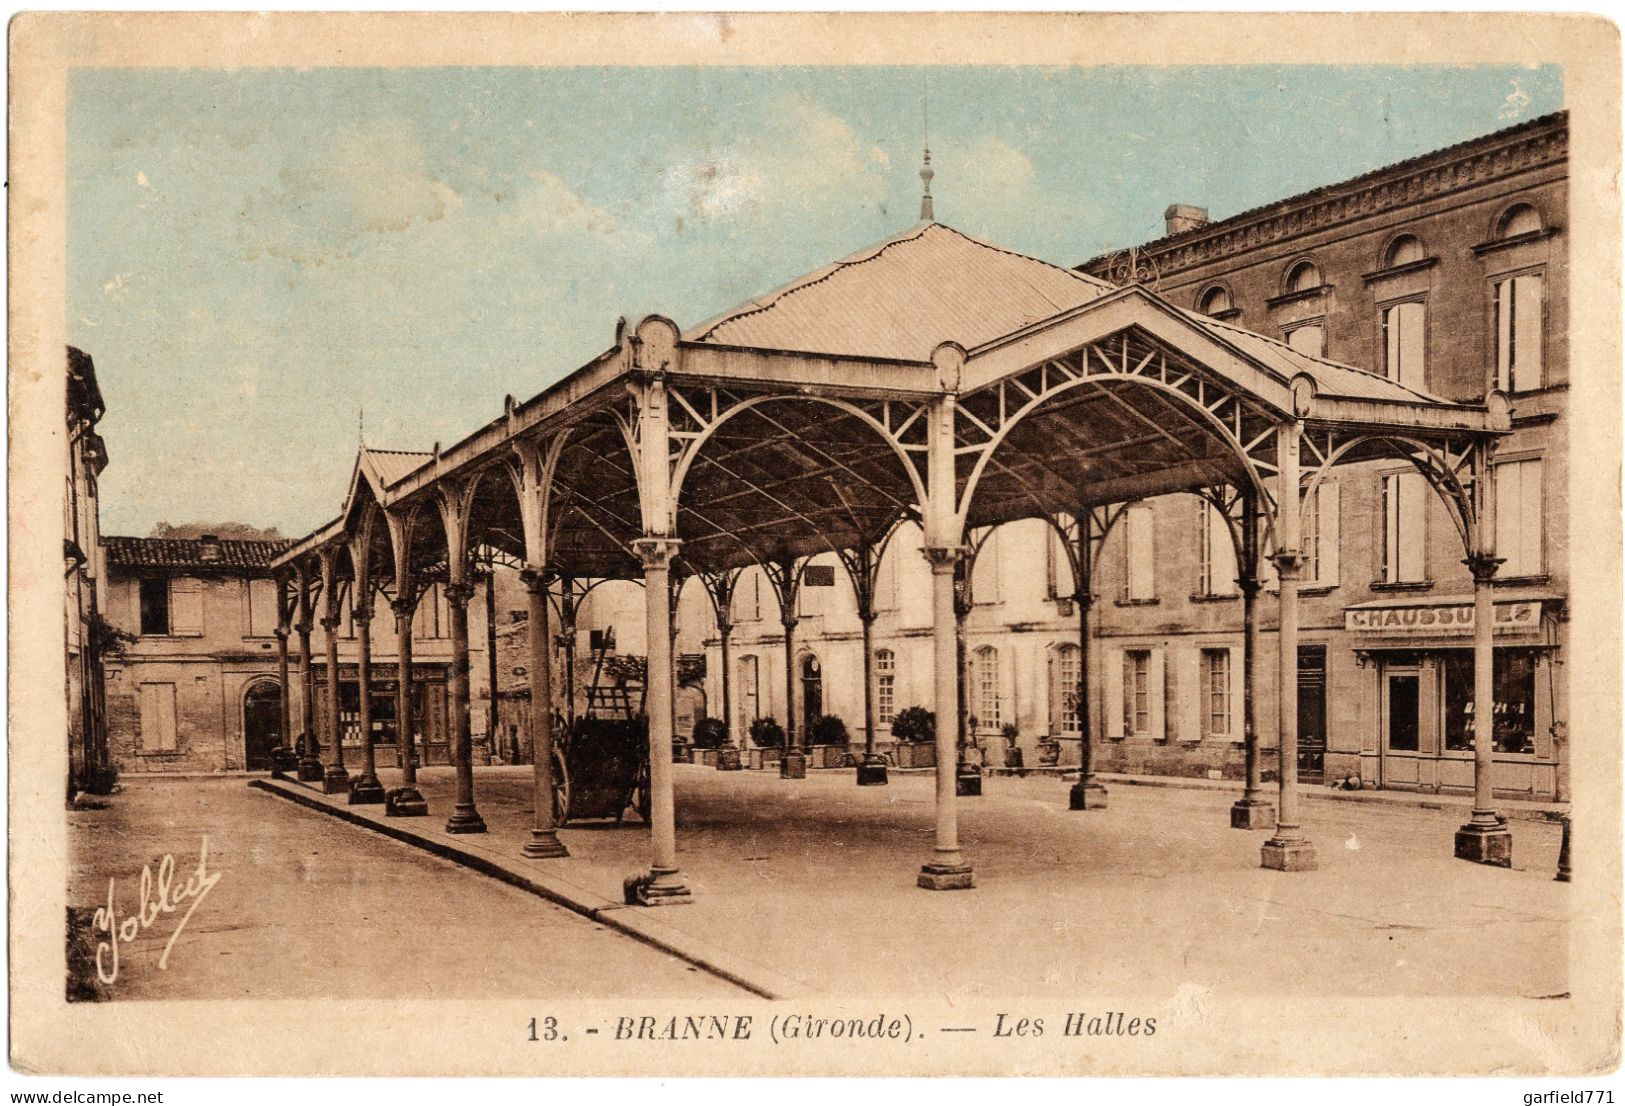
(9, 11, 1622, 1077)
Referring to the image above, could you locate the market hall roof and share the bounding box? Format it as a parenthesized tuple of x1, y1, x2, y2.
(274, 219, 1509, 577)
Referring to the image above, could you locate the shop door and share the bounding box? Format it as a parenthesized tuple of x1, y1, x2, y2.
(243, 681, 282, 770)
(1297, 646, 1327, 783)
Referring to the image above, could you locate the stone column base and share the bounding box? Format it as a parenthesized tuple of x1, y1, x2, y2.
(955, 764, 983, 797)
(1069, 781, 1108, 810)
(445, 806, 488, 834)
(1261, 837, 1318, 871)
(715, 747, 743, 771)
(780, 752, 807, 779)
(1230, 798, 1275, 829)
(347, 775, 386, 805)
(856, 756, 889, 786)
(1455, 822, 1512, 867)
(384, 787, 428, 817)
(624, 869, 693, 906)
(321, 766, 351, 794)
(918, 861, 976, 891)
(522, 831, 570, 859)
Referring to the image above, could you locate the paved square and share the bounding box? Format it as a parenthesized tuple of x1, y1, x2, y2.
(327, 764, 1568, 1000)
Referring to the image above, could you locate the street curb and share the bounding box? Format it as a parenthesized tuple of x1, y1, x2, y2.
(248, 778, 804, 1001)
(1090, 772, 1568, 824)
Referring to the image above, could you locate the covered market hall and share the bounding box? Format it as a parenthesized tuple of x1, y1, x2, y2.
(269, 218, 1517, 904)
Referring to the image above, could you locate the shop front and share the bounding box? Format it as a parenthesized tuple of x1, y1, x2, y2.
(1346, 591, 1565, 800)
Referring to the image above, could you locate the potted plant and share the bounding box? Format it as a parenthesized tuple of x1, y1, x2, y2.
(808, 714, 850, 769)
(1001, 721, 1024, 774)
(889, 706, 936, 769)
(689, 715, 726, 767)
(692, 716, 738, 771)
(747, 717, 785, 770)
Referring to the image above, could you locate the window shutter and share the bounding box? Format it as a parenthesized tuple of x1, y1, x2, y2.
(1513, 275, 1543, 391)
(248, 578, 278, 636)
(1174, 648, 1201, 742)
(1317, 482, 1340, 585)
(1148, 649, 1166, 743)
(1495, 279, 1513, 391)
(1400, 472, 1428, 581)
(1102, 647, 1124, 739)
(1228, 646, 1246, 741)
(169, 580, 203, 636)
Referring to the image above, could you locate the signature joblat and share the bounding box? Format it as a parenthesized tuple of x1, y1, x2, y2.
(92, 836, 223, 985)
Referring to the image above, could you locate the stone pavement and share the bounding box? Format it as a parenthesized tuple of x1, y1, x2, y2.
(256, 762, 1569, 1003)
(67, 777, 741, 1001)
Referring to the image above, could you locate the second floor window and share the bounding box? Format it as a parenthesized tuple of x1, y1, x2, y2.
(139, 578, 170, 636)
(1495, 273, 1544, 393)
(1495, 458, 1545, 577)
(1381, 471, 1429, 584)
(1198, 500, 1238, 596)
(1301, 481, 1341, 587)
(1383, 300, 1428, 391)
(1123, 504, 1155, 601)
(1286, 323, 1325, 358)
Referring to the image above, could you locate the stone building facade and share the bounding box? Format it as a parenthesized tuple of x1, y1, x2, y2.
(102, 534, 499, 774)
(709, 111, 1569, 801)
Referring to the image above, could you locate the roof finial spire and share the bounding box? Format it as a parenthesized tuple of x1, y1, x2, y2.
(358, 406, 366, 449)
(919, 77, 935, 223)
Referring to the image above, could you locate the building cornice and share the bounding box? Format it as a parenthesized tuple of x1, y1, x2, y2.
(1082, 113, 1567, 281)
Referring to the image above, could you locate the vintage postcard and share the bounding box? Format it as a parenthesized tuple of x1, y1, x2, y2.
(9, 11, 1622, 1081)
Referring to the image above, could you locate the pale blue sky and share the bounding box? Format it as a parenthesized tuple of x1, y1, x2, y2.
(68, 64, 1563, 537)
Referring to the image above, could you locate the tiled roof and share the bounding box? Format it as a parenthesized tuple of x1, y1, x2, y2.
(103, 536, 291, 572)
(363, 448, 433, 487)
(687, 222, 1116, 361)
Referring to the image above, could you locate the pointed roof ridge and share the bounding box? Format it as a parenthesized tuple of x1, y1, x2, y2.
(688, 221, 1115, 355)
(686, 222, 939, 343)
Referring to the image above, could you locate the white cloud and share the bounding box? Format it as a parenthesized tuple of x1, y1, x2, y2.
(329, 125, 462, 234)
(658, 94, 892, 224)
(504, 171, 618, 235)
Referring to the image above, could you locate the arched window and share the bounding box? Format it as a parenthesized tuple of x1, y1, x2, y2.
(1286, 260, 1322, 294)
(1386, 233, 1426, 268)
(1198, 284, 1234, 316)
(874, 649, 897, 725)
(971, 645, 1001, 730)
(1498, 203, 1542, 240)
(1050, 644, 1082, 736)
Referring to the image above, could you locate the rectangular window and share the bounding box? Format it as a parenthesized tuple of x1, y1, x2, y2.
(1124, 505, 1155, 601)
(1495, 274, 1544, 392)
(139, 578, 171, 636)
(1046, 525, 1068, 600)
(1443, 650, 1538, 755)
(874, 548, 899, 611)
(138, 682, 178, 752)
(1123, 650, 1151, 736)
(732, 572, 761, 623)
(1495, 459, 1544, 577)
(1201, 649, 1231, 737)
(875, 650, 896, 725)
(738, 655, 760, 731)
(1302, 481, 1340, 587)
(1381, 472, 1428, 583)
(971, 530, 1001, 605)
(247, 578, 280, 637)
(1055, 646, 1081, 735)
(1198, 501, 1237, 596)
(973, 647, 1001, 729)
(1382, 300, 1428, 391)
(1286, 323, 1325, 358)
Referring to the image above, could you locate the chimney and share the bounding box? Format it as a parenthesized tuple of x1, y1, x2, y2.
(1164, 204, 1209, 237)
(199, 534, 222, 562)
